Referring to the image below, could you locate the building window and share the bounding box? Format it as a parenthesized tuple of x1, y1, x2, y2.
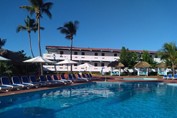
(81, 52, 85, 55)
(60, 51, 64, 55)
(95, 53, 98, 56)
(114, 53, 117, 56)
(101, 63, 104, 67)
(74, 64, 77, 66)
(74, 52, 78, 55)
(94, 63, 98, 66)
(102, 53, 105, 56)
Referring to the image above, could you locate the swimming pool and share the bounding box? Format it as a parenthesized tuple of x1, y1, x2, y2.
(123, 77, 158, 80)
(0, 82, 177, 118)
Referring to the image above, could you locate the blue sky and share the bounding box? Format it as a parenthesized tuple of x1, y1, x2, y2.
(0, 0, 177, 57)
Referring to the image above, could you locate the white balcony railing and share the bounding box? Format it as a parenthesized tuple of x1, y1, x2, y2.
(43, 65, 111, 72)
(43, 53, 119, 62)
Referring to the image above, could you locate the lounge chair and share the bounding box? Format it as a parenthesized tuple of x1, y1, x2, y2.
(60, 73, 73, 84)
(39, 75, 51, 86)
(21, 76, 38, 88)
(0, 77, 13, 92)
(167, 74, 173, 80)
(87, 73, 101, 81)
(71, 74, 88, 82)
(29, 75, 41, 87)
(11, 76, 31, 89)
(174, 74, 177, 80)
(76, 73, 89, 81)
(0, 86, 11, 92)
(46, 75, 64, 85)
(82, 73, 91, 81)
(163, 75, 167, 79)
(1, 76, 22, 90)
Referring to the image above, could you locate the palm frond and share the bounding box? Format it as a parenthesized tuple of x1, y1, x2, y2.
(42, 9, 52, 18)
(41, 2, 53, 18)
(0, 38, 6, 49)
(29, 0, 43, 7)
(16, 25, 27, 33)
(58, 21, 79, 40)
(20, 5, 35, 16)
(58, 27, 70, 34)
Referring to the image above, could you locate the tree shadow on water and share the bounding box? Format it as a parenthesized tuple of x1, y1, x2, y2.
(0, 107, 55, 118)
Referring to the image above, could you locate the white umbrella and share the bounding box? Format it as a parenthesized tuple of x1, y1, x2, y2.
(23, 56, 54, 75)
(0, 56, 10, 61)
(78, 62, 94, 71)
(56, 59, 77, 72)
(23, 56, 54, 63)
(56, 59, 77, 65)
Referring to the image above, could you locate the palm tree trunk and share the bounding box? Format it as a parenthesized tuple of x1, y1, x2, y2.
(37, 17, 43, 75)
(38, 18, 42, 57)
(70, 38, 73, 73)
(172, 63, 175, 76)
(28, 32, 35, 58)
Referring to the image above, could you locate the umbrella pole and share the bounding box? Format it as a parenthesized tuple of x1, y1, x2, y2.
(54, 64, 57, 74)
(119, 68, 121, 76)
(67, 64, 69, 74)
(40, 63, 43, 75)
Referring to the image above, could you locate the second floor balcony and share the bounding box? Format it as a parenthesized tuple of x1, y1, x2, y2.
(43, 53, 119, 62)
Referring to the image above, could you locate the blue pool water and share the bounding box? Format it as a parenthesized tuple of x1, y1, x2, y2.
(0, 82, 177, 118)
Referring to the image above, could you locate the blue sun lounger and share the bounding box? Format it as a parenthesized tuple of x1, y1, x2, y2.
(46, 75, 64, 85)
(51, 75, 68, 84)
(167, 74, 173, 80)
(0, 77, 13, 92)
(59, 74, 73, 84)
(39, 75, 51, 86)
(29, 75, 41, 87)
(174, 74, 177, 80)
(163, 75, 167, 79)
(21, 76, 38, 88)
(1, 76, 22, 90)
(11, 76, 32, 89)
(0, 85, 12, 92)
(69, 74, 88, 82)
(77, 73, 89, 81)
(82, 73, 92, 81)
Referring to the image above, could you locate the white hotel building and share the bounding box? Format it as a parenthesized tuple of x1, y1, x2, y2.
(43, 46, 160, 73)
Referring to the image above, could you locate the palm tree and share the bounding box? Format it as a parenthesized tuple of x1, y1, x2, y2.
(0, 38, 6, 49)
(159, 42, 177, 76)
(17, 16, 38, 57)
(20, 0, 53, 56)
(57, 21, 79, 73)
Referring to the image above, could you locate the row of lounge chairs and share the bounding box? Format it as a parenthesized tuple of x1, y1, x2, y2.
(163, 74, 177, 80)
(0, 73, 101, 92)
